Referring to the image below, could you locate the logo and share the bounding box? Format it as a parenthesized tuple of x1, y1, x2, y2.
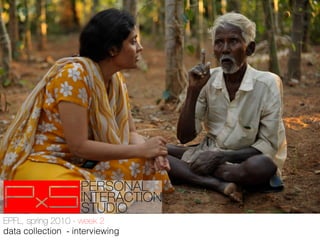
(3, 180, 81, 213)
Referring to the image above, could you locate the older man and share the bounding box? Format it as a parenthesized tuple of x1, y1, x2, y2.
(167, 12, 287, 202)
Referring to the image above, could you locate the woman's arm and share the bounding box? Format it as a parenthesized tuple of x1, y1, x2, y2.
(58, 101, 168, 161)
(128, 110, 146, 144)
(127, 107, 170, 171)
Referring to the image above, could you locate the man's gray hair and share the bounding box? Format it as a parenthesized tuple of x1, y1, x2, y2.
(209, 12, 256, 44)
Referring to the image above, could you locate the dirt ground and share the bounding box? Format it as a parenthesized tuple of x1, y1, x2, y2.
(0, 34, 319, 213)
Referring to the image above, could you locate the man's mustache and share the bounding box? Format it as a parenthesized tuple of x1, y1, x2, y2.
(219, 55, 236, 64)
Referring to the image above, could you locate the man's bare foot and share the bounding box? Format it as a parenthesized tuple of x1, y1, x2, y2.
(223, 183, 243, 203)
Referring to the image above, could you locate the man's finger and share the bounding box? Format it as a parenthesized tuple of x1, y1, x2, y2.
(200, 48, 206, 65)
(205, 61, 211, 71)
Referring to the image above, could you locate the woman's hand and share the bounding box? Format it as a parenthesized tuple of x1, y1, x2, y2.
(132, 134, 170, 171)
(140, 136, 168, 159)
(129, 132, 146, 144)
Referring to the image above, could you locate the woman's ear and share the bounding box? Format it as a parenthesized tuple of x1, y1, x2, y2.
(246, 41, 256, 56)
(109, 46, 119, 57)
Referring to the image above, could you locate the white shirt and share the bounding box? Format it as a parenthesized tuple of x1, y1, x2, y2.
(183, 64, 287, 173)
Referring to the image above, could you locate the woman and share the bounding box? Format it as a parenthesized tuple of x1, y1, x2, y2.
(0, 9, 174, 194)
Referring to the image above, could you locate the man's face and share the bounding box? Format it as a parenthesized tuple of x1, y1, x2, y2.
(213, 23, 247, 74)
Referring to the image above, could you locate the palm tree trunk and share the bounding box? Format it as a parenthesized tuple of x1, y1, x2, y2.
(262, 0, 280, 76)
(0, 4, 12, 84)
(287, 0, 304, 82)
(165, 0, 187, 102)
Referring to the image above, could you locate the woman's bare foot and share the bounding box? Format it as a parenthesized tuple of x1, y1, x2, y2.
(223, 183, 243, 203)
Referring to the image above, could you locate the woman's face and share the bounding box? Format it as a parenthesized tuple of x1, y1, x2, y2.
(113, 28, 143, 69)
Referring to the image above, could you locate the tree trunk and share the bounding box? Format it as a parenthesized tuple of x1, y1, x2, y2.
(0, 3, 12, 85)
(221, 0, 227, 14)
(207, 0, 217, 24)
(8, 0, 19, 59)
(302, 0, 311, 52)
(273, 0, 280, 34)
(226, 0, 241, 12)
(122, 0, 139, 39)
(22, 0, 32, 61)
(165, 0, 187, 103)
(123, 0, 137, 17)
(185, 0, 191, 40)
(91, 0, 100, 17)
(196, 0, 205, 58)
(36, 0, 47, 50)
(262, 0, 280, 76)
(287, 0, 304, 82)
(71, 0, 80, 30)
(60, 0, 80, 32)
(150, 2, 165, 46)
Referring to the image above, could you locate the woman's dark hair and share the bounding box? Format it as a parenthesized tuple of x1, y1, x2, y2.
(79, 8, 135, 62)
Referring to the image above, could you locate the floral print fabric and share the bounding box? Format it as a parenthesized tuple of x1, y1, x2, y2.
(0, 57, 173, 192)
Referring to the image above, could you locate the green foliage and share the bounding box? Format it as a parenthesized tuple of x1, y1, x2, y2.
(310, 18, 320, 44)
(186, 44, 195, 54)
(278, 0, 293, 35)
(0, 68, 11, 87)
(0, 68, 5, 76)
(176, 187, 187, 193)
(0, 68, 31, 88)
(138, 0, 162, 35)
(310, 0, 320, 44)
(183, 8, 195, 24)
(3, 79, 11, 87)
(2, 0, 320, 62)
(245, 209, 255, 213)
